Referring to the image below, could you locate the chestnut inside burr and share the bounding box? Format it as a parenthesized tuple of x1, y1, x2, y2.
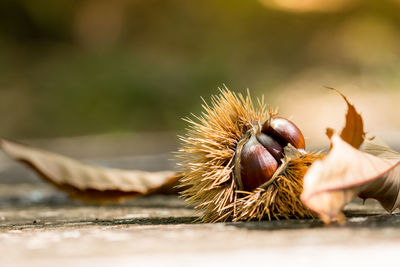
(239, 135, 279, 191)
(235, 117, 305, 191)
(262, 117, 305, 150)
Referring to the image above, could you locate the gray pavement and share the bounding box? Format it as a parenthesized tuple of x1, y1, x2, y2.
(1, 135, 400, 266)
(0, 183, 399, 267)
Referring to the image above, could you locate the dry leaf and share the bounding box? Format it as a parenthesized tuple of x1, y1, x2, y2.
(0, 138, 180, 203)
(327, 87, 365, 148)
(301, 89, 400, 224)
(359, 142, 400, 212)
(301, 133, 400, 224)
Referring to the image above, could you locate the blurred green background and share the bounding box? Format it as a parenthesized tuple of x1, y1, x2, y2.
(1, 0, 400, 140)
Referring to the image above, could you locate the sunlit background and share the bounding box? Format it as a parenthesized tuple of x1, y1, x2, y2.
(1, 0, 400, 149)
(0, 3, 399, 265)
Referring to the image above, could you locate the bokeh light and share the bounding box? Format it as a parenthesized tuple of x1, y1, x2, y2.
(0, 0, 399, 148)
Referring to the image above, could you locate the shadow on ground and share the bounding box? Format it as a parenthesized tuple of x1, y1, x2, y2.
(1, 182, 399, 232)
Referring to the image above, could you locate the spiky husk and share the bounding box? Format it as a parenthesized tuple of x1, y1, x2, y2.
(178, 88, 321, 222)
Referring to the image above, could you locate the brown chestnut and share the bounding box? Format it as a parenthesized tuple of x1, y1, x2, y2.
(256, 132, 284, 162)
(238, 135, 278, 191)
(262, 117, 305, 150)
(236, 117, 305, 191)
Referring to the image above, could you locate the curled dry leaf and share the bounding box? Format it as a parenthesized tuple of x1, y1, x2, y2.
(0, 138, 180, 203)
(301, 89, 400, 224)
(301, 133, 400, 224)
(359, 142, 400, 212)
(327, 87, 365, 148)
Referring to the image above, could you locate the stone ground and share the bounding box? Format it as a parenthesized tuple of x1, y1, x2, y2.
(1, 185, 400, 267)
(1, 135, 400, 266)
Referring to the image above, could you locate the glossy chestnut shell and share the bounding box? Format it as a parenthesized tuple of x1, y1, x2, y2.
(236, 117, 305, 191)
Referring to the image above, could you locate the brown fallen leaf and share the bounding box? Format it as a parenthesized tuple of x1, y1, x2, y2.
(301, 89, 400, 224)
(301, 133, 400, 224)
(327, 87, 365, 148)
(359, 142, 400, 212)
(0, 138, 180, 203)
